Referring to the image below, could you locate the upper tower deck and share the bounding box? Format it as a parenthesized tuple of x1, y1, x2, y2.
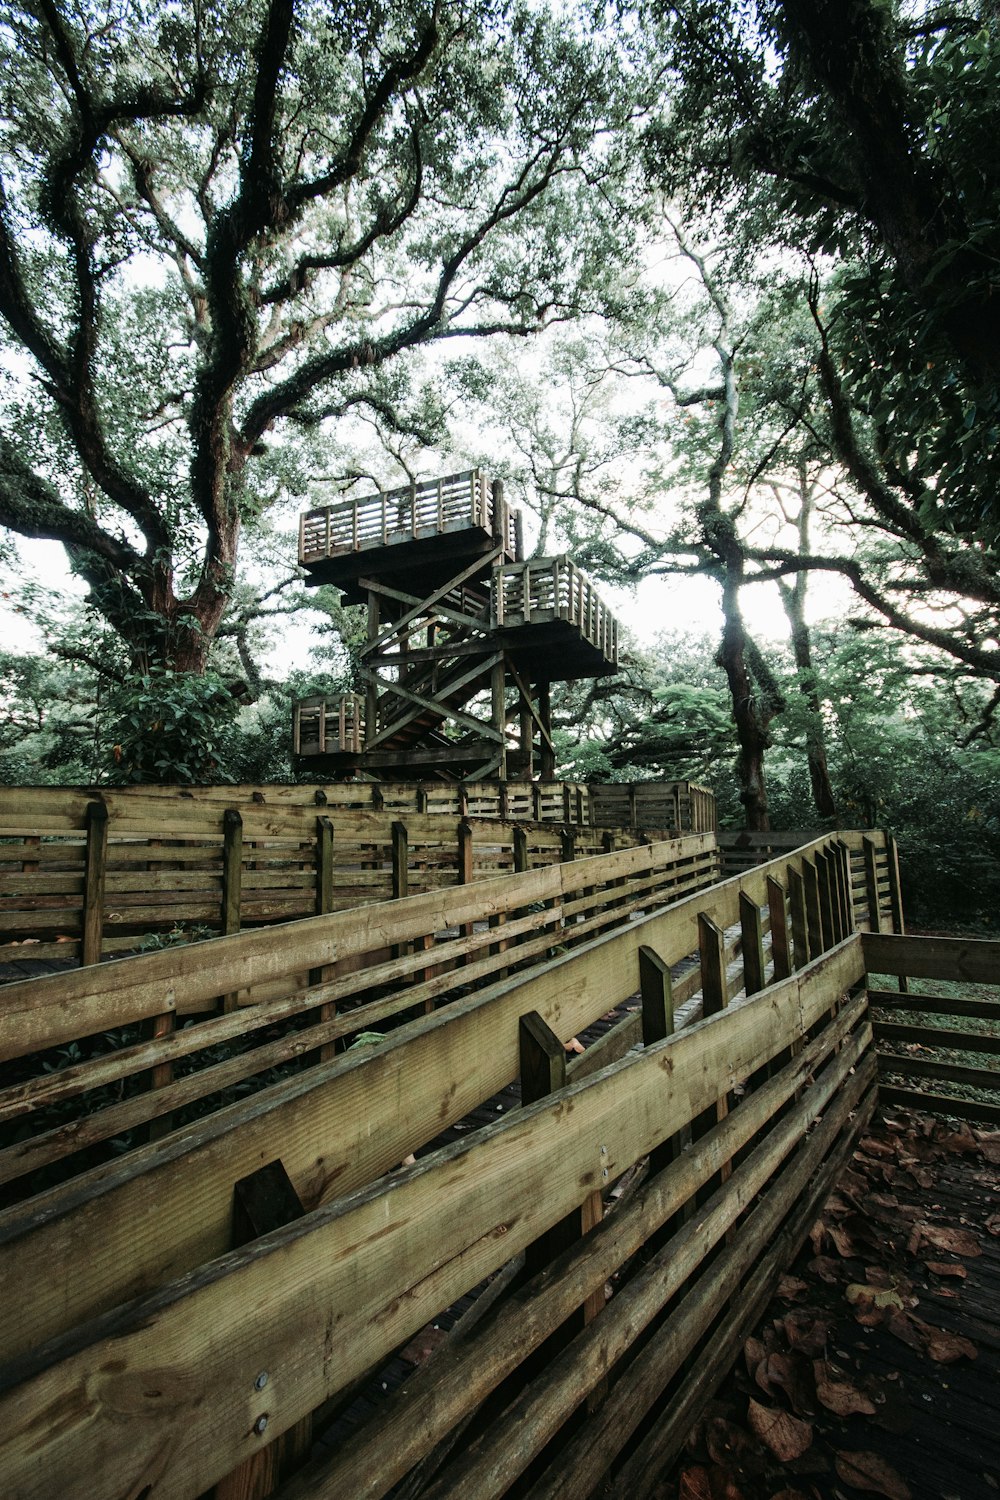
(299, 469, 519, 604)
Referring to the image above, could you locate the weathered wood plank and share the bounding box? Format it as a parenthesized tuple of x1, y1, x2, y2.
(863, 931, 1000, 983)
(0, 940, 866, 1500)
(280, 996, 870, 1500)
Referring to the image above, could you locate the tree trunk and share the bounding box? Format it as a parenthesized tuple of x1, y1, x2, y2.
(717, 576, 772, 832)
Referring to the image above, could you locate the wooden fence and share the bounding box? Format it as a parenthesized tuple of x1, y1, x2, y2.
(863, 931, 1000, 1125)
(591, 780, 716, 834)
(0, 787, 660, 969)
(0, 828, 897, 1499)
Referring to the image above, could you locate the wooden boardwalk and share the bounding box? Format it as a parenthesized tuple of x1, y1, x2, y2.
(656, 1105, 1000, 1500)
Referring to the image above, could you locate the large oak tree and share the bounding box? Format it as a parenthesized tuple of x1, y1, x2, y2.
(0, 0, 634, 676)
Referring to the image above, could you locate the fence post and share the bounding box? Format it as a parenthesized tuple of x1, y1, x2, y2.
(81, 800, 109, 967)
(883, 830, 909, 993)
(696, 912, 731, 1201)
(221, 809, 243, 937)
(698, 912, 728, 1018)
(836, 840, 856, 934)
(766, 876, 792, 982)
(815, 848, 839, 946)
(221, 809, 244, 1014)
(788, 866, 810, 969)
(313, 815, 337, 1062)
(391, 820, 409, 901)
(738, 893, 766, 997)
(639, 946, 677, 1179)
(862, 835, 883, 934)
(802, 858, 824, 957)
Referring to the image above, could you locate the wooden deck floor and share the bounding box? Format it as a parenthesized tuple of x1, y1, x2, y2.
(655, 1105, 1000, 1500)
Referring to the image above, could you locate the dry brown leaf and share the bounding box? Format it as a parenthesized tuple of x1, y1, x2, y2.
(921, 1324, 977, 1363)
(977, 1131, 1000, 1164)
(834, 1450, 911, 1500)
(828, 1223, 857, 1258)
(746, 1399, 812, 1462)
(782, 1310, 831, 1356)
(777, 1274, 809, 1302)
(986, 1213, 1000, 1237)
(678, 1466, 713, 1500)
(924, 1260, 966, 1279)
(808, 1254, 843, 1283)
(808, 1219, 828, 1256)
(761, 1350, 817, 1416)
(398, 1323, 448, 1365)
(813, 1360, 877, 1417)
(859, 1136, 897, 1160)
(744, 1335, 766, 1377)
(912, 1222, 981, 1257)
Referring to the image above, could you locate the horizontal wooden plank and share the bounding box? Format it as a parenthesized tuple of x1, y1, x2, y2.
(873, 1020, 1000, 1054)
(876, 1053, 999, 1092)
(282, 1003, 872, 1500)
(863, 931, 1000, 983)
(0, 939, 865, 1500)
(0, 835, 719, 1059)
(877, 1084, 1000, 1125)
(868, 987, 1000, 1020)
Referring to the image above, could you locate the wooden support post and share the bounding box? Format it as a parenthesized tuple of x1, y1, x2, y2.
(698, 911, 728, 1018)
(519, 1011, 572, 1280)
(513, 825, 529, 874)
(146, 1010, 176, 1143)
(221, 809, 244, 1014)
(492, 657, 508, 782)
(766, 876, 792, 982)
(836, 840, 855, 934)
(788, 866, 810, 969)
(215, 1161, 311, 1500)
(639, 946, 676, 1178)
(696, 912, 731, 1201)
(313, 816, 336, 1062)
(560, 827, 576, 863)
(81, 800, 108, 968)
(738, 893, 766, 997)
(883, 830, 909, 993)
(391, 820, 409, 902)
(815, 848, 839, 947)
(538, 682, 554, 782)
(802, 857, 824, 957)
(221, 809, 243, 937)
(862, 835, 883, 934)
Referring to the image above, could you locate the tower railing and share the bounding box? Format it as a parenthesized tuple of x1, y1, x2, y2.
(299, 470, 517, 565)
(492, 555, 619, 667)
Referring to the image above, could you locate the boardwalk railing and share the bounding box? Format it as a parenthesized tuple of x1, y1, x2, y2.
(299, 469, 517, 563)
(592, 780, 716, 834)
(0, 784, 721, 969)
(0, 790, 653, 969)
(863, 931, 1000, 1125)
(0, 829, 896, 1499)
(492, 554, 619, 666)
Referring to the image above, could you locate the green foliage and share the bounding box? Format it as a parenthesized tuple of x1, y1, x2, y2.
(103, 670, 239, 784)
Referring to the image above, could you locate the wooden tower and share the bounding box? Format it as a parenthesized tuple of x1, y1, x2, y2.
(292, 468, 620, 780)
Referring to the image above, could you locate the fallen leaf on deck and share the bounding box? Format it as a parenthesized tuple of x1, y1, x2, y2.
(813, 1360, 877, 1417)
(564, 1035, 585, 1054)
(976, 1131, 1000, 1164)
(985, 1213, 1000, 1237)
(911, 1223, 981, 1258)
(808, 1254, 843, 1283)
(760, 1350, 817, 1415)
(746, 1399, 812, 1461)
(834, 1450, 911, 1499)
(934, 1125, 979, 1154)
(777, 1274, 809, 1302)
(705, 1416, 759, 1472)
(398, 1324, 448, 1365)
(920, 1323, 977, 1363)
(678, 1466, 713, 1500)
(846, 1283, 905, 1320)
(924, 1260, 966, 1279)
(828, 1223, 857, 1258)
(743, 1335, 766, 1377)
(781, 1310, 831, 1356)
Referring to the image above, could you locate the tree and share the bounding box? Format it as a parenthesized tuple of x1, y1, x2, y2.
(647, 0, 1000, 539)
(0, 0, 637, 680)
